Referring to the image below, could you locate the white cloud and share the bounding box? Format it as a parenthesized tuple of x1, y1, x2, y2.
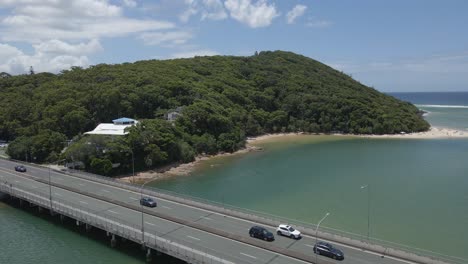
(139, 31, 193, 47)
(286, 4, 307, 24)
(328, 53, 468, 74)
(122, 0, 137, 7)
(306, 19, 333, 28)
(0, 0, 174, 42)
(179, 0, 199, 22)
(170, 49, 219, 59)
(201, 0, 227, 20)
(33, 39, 102, 55)
(0, 40, 101, 74)
(224, 0, 279, 28)
(179, 0, 227, 22)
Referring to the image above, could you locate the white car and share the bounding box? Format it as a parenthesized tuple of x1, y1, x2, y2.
(276, 224, 301, 239)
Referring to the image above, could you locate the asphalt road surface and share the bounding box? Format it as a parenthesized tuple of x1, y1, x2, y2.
(0, 159, 419, 264)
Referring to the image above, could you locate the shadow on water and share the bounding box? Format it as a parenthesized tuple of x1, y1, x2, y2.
(0, 194, 185, 264)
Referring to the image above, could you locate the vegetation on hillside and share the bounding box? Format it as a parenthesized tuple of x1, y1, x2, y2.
(0, 51, 429, 175)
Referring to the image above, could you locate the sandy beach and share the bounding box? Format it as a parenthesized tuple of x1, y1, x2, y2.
(359, 127, 468, 139)
(118, 127, 468, 183)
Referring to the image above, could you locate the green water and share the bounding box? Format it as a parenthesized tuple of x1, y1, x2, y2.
(0, 199, 181, 264)
(155, 137, 468, 260)
(2, 137, 468, 262)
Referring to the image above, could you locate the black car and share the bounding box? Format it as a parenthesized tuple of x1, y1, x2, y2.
(14, 165, 27, 172)
(249, 226, 275, 241)
(139, 197, 157, 207)
(313, 241, 344, 260)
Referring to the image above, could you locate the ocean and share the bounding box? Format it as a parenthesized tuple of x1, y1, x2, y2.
(390, 92, 468, 131)
(2, 92, 468, 263)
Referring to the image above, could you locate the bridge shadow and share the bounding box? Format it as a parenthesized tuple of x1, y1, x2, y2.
(0, 196, 185, 264)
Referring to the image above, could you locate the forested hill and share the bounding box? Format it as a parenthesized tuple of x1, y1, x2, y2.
(0, 51, 429, 173)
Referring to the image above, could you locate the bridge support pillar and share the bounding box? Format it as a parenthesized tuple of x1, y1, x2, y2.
(85, 224, 92, 232)
(106, 231, 110, 237)
(145, 248, 152, 263)
(38, 206, 43, 213)
(76, 220, 81, 226)
(110, 234, 117, 248)
(19, 199, 23, 207)
(60, 214, 65, 223)
(50, 210, 56, 216)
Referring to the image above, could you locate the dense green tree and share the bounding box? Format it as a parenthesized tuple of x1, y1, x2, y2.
(0, 50, 430, 175)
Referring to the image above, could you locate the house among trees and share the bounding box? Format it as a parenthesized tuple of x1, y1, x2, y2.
(84, 117, 138, 136)
(166, 107, 184, 122)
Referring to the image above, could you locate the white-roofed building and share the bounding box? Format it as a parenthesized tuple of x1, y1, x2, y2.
(84, 117, 138, 136)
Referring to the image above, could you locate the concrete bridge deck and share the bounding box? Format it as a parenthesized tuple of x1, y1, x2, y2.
(0, 158, 461, 264)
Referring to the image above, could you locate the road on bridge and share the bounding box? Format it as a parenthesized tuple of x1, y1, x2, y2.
(0, 158, 420, 264)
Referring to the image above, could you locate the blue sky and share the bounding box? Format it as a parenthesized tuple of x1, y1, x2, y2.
(0, 0, 467, 92)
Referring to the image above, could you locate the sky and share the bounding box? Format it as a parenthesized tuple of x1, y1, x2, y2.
(0, 0, 467, 92)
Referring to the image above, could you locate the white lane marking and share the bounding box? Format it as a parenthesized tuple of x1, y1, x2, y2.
(101, 189, 110, 193)
(15, 180, 19, 183)
(187, 235, 201, 241)
(129, 197, 139, 200)
(145, 221, 157, 226)
(108, 210, 119, 215)
(78, 183, 85, 186)
(240, 252, 257, 259)
(202, 216, 213, 221)
(20, 166, 412, 264)
(10, 178, 307, 264)
(162, 205, 172, 210)
(305, 244, 314, 248)
(54, 193, 62, 196)
(79, 201, 88, 205)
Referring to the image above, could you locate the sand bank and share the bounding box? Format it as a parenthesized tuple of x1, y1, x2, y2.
(118, 127, 468, 183)
(360, 127, 468, 139)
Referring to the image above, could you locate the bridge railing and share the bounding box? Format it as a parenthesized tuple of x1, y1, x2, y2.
(0, 182, 258, 264)
(53, 168, 466, 264)
(6, 158, 463, 264)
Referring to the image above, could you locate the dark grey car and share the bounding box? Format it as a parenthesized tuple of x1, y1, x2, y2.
(313, 241, 344, 260)
(139, 197, 157, 207)
(14, 165, 26, 172)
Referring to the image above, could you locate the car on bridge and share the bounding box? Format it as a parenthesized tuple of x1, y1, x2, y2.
(14, 165, 27, 172)
(249, 226, 275, 241)
(276, 224, 301, 239)
(313, 241, 344, 260)
(139, 197, 157, 207)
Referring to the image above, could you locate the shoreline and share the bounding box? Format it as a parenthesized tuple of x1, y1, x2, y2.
(118, 127, 468, 183)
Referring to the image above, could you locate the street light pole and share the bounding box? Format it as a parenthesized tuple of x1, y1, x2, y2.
(48, 165, 52, 209)
(315, 212, 330, 264)
(361, 184, 370, 243)
(140, 178, 157, 246)
(131, 149, 135, 183)
(49, 159, 66, 211)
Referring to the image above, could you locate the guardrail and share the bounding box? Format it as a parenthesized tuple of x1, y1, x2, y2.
(54, 168, 463, 264)
(3, 158, 465, 264)
(0, 182, 247, 264)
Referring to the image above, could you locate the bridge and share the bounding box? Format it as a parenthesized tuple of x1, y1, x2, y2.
(0, 158, 459, 264)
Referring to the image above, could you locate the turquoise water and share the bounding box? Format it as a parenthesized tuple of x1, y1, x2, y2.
(391, 92, 468, 131)
(0, 202, 145, 264)
(418, 105, 468, 131)
(2, 92, 468, 263)
(155, 138, 468, 260)
(0, 197, 182, 264)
